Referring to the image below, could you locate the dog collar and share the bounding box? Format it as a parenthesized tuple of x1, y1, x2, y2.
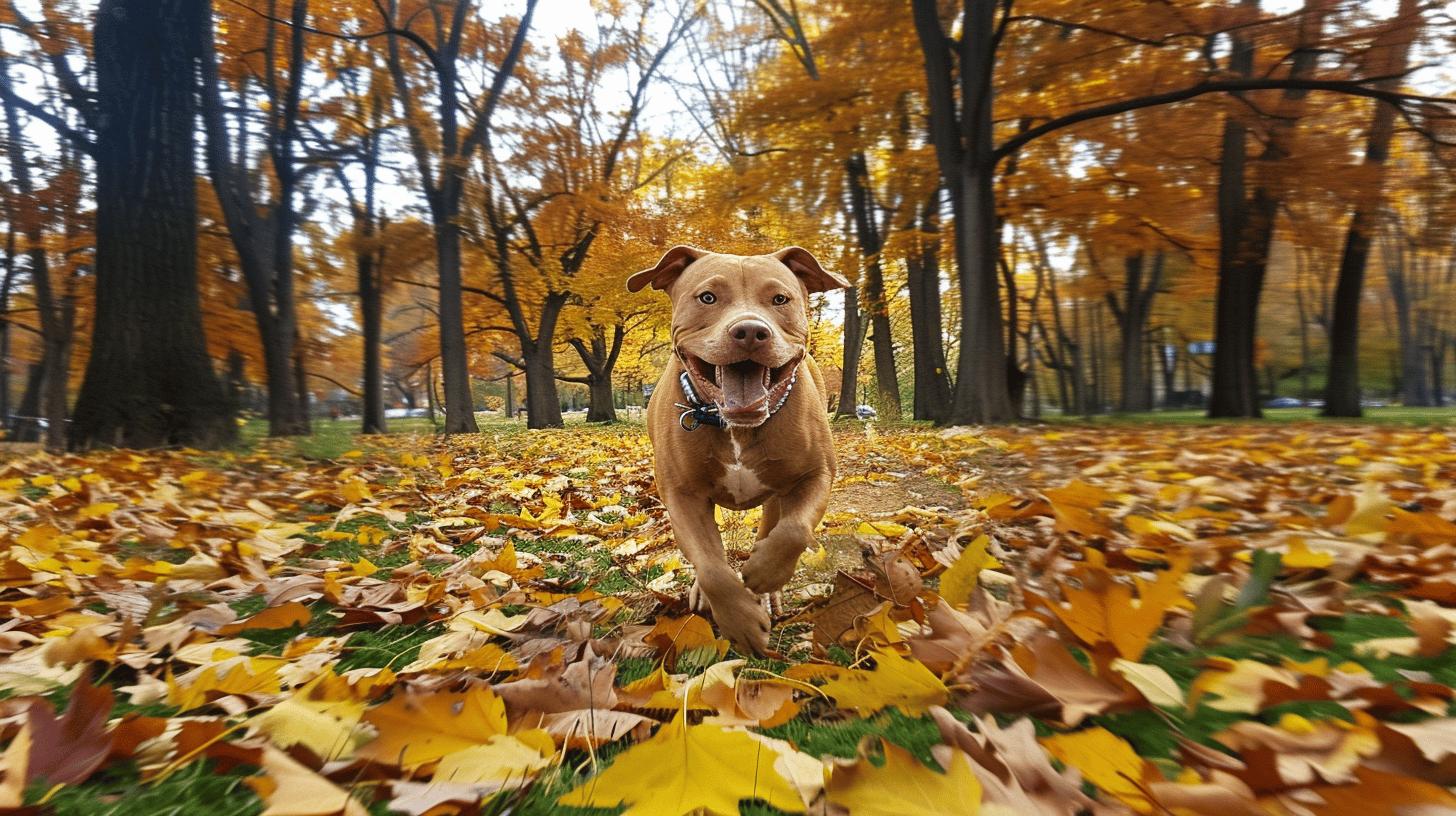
(673, 352, 800, 432)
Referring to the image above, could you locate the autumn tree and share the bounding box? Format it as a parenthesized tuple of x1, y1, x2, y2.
(1322, 0, 1422, 417)
(379, 0, 537, 434)
(475, 2, 694, 429)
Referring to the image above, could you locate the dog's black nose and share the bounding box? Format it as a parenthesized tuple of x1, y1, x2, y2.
(728, 318, 771, 350)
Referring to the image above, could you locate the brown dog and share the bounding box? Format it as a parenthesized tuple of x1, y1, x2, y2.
(629, 245, 849, 654)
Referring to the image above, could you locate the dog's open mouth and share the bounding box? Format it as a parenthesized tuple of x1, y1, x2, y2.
(680, 350, 803, 422)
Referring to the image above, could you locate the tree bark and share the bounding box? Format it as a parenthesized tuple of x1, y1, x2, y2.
(1384, 234, 1433, 406)
(569, 324, 625, 423)
(197, 0, 309, 436)
(845, 152, 902, 419)
(70, 0, 234, 449)
(906, 195, 953, 422)
(2, 63, 75, 450)
(912, 0, 1015, 425)
(835, 284, 864, 417)
(1209, 0, 1323, 418)
(1110, 251, 1163, 412)
(1323, 0, 1420, 417)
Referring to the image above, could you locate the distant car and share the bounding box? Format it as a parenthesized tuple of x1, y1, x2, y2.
(1361, 400, 1389, 409)
(1303, 398, 1325, 408)
(855, 404, 878, 420)
(384, 407, 432, 419)
(1264, 397, 1303, 408)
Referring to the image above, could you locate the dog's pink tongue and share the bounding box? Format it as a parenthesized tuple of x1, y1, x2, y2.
(719, 363, 769, 411)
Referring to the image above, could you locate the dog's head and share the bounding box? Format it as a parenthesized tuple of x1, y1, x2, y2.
(628, 245, 849, 427)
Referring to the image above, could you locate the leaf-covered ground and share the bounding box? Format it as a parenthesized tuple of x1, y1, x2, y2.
(2, 420, 1455, 815)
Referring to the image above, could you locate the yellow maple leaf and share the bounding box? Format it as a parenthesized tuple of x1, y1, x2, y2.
(939, 534, 993, 607)
(248, 691, 368, 761)
(246, 746, 369, 816)
(1040, 727, 1155, 813)
(557, 716, 810, 814)
(1052, 549, 1190, 661)
(818, 650, 949, 716)
(826, 740, 981, 816)
(356, 686, 509, 768)
(431, 732, 554, 786)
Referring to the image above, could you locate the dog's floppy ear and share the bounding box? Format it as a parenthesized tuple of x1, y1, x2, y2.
(627, 245, 708, 293)
(773, 246, 850, 294)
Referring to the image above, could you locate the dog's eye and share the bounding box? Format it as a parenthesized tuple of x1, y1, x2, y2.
(772, 293, 790, 306)
(697, 292, 716, 305)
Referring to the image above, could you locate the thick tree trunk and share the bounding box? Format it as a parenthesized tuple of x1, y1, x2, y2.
(586, 377, 615, 423)
(1324, 0, 1419, 417)
(912, 0, 1014, 425)
(0, 243, 12, 424)
(432, 197, 479, 433)
(1209, 6, 1262, 419)
(70, 0, 233, 449)
(906, 198, 953, 422)
(1209, 0, 1327, 418)
(523, 350, 563, 429)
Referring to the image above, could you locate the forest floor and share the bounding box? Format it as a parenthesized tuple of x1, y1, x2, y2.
(1, 417, 1455, 814)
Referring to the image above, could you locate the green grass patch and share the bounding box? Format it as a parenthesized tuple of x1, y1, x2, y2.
(757, 708, 947, 766)
(336, 622, 445, 673)
(34, 760, 262, 816)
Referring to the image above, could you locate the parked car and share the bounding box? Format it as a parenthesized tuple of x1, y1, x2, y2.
(855, 404, 878, 420)
(1264, 397, 1303, 408)
(384, 407, 432, 419)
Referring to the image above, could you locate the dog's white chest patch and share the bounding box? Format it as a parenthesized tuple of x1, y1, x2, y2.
(719, 433, 766, 504)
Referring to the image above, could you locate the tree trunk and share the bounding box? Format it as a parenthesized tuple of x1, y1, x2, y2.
(906, 196, 953, 422)
(360, 243, 386, 433)
(1323, 0, 1420, 417)
(0, 237, 13, 425)
(835, 285, 864, 417)
(431, 195, 479, 433)
(3, 63, 73, 450)
(523, 350, 563, 429)
(1209, 0, 1328, 418)
(12, 362, 43, 442)
(587, 377, 615, 423)
(1384, 237, 1433, 407)
(70, 0, 234, 449)
(1112, 251, 1163, 412)
(197, 0, 308, 437)
(844, 153, 901, 420)
(1209, 4, 1262, 419)
(911, 0, 1014, 425)
(570, 324, 624, 423)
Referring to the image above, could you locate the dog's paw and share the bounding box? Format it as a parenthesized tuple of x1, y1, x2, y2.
(713, 591, 772, 656)
(740, 548, 798, 595)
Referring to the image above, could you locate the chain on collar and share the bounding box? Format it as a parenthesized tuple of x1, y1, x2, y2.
(674, 353, 800, 432)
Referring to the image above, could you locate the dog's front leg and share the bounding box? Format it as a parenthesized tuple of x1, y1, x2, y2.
(740, 471, 831, 595)
(661, 489, 772, 655)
